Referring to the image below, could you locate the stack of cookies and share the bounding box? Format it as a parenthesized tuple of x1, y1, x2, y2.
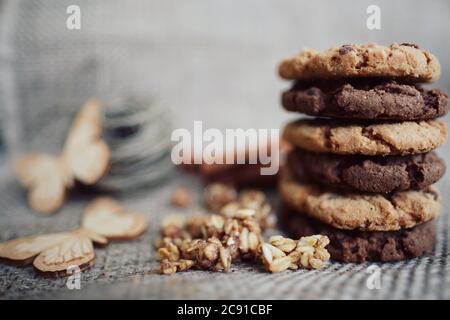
(277, 43, 448, 263)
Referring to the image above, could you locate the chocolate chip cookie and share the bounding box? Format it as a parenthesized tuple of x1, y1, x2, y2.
(287, 148, 446, 193)
(282, 79, 449, 120)
(279, 205, 436, 263)
(279, 167, 441, 231)
(283, 118, 448, 156)
(279, 43, 440, 82)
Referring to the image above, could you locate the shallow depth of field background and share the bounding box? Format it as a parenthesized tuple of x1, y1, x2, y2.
(0, 0, 449, 158)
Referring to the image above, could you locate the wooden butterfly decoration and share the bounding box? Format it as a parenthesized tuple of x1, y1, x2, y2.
(0, 197, 148, 275)
(14, 99, 111, 214)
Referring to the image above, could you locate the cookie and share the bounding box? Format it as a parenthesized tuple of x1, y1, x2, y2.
(181, 160, 279, 188)
(203, 164, 278, 188)
(279, 43, 440, 82)
(179, 140, 291, 189)
(278, 167, 441, 231)
(288, 148, 446, 193)
(279, 205, 436, 263)
(283, 118, 447, 156)
(282, 79, 449, 120)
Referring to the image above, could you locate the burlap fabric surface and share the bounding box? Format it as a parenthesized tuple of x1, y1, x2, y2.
(1, 0, 450, 299)
(0, 168, 449, 300)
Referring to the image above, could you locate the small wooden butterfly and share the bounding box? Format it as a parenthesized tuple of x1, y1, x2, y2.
(0, 197, 148, 276)
(14, 99, 111, 214)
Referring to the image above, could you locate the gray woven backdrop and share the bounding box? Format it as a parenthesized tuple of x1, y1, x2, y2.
(0, 0, 449, 299)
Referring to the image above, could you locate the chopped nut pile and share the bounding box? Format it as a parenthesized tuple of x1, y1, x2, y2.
(221, 189, 275, 229)
(157, 211, 263, 275)
(158, 187, 330, 275)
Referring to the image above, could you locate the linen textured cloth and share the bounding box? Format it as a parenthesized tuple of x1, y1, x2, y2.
(0, 0, 449, 299)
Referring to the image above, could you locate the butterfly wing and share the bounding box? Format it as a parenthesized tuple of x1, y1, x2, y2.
(63, 99, 111, 185)
(14, 154, 70, 213)
(82, 229, 108, 246)
(81, 197, 148, 240)
(33, 230, 95, 274)
(0, 232, 72, 262)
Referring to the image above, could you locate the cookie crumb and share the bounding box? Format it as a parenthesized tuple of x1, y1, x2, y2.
(171, 187, 193, 208)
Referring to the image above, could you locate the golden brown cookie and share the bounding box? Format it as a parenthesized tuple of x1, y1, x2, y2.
(278, 167, 441, 232)
(279, 43, 440, 82)
(283, 119, 447, 156)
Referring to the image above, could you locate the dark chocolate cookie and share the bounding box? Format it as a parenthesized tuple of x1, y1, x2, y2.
(279, 205, 436, 263)
(282, 79, 449, 120)
(288, 148, 445, 193)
